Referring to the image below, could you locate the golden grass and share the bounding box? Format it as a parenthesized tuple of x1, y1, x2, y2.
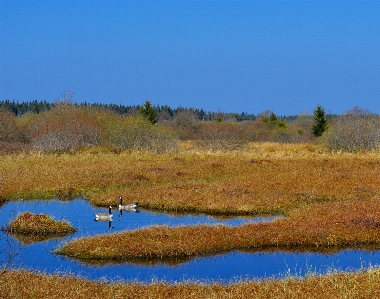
(1, 268, 380, 299)
(2, 143, 380, 297)
(6, 212, 76, 236)
(1, 143, 379, 216)
(56, 199, 380, 262)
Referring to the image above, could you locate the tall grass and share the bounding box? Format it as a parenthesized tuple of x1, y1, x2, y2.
(1, 268, 380, 299)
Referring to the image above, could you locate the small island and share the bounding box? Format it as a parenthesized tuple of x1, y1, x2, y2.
(6, 212, 76, 238)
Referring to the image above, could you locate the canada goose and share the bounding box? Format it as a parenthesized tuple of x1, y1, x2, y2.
(118, 196, 139, 211)
(95, 206, 113, 220)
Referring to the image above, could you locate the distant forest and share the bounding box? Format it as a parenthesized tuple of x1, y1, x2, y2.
(0, 99, 299, 122)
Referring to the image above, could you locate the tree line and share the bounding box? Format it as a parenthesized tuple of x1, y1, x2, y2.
(0, 99, 259, 122)
(0, 98, 379, 153)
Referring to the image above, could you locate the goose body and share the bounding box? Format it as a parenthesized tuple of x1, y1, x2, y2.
(118, 196, 139, 211)
(95, 206, 113, 220)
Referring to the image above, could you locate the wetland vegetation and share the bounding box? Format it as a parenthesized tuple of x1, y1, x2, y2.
(6, 211, 76, 235)
(4, 211, 76, 244)
(1, 102, 380, 297)
(2, 268, 380, 299)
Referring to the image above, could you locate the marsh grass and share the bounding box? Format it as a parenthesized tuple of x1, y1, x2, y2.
(57, 199, 380, 262)
(2, 142, 380, 260)
(6, 212, 76, 237)
(1, 268, 380, 299)
(2, 143, 380, 297)
(2, 143, 379, 216)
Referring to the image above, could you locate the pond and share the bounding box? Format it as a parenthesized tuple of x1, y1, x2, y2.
(0, 199, 379, 284)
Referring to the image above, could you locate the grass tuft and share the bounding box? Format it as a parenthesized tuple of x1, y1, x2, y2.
(6, 212, 77, 237)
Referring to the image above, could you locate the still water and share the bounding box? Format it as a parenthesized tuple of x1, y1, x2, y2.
(0, 199, 379, 283)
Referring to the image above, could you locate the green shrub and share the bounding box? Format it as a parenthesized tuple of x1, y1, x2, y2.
(102, 115, 178, 153)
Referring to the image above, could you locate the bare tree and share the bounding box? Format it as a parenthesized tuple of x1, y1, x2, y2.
(54, 90, 75, 105)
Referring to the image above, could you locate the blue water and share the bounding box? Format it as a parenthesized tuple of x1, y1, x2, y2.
(0, 199, 379, 283)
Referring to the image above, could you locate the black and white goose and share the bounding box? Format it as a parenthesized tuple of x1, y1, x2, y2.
(118, 196, 139, 211)
(95, 206, 113, 221)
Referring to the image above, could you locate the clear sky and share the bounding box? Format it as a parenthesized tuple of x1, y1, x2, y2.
(1, 1, 379, 116)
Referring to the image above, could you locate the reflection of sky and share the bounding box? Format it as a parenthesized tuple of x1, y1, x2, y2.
(1, 199, 379, 283)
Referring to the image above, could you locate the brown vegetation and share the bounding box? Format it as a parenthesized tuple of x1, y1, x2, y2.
(1, 269, 380, 299)
(1, 143, 379, 215)
(2, 103, 380, 155)
(28, 105, 102, 152)
(324, 112, 380, 152)
(6, 212, 76, 237)
(56, 199, 380, 262)
(1, 142, 380, 297)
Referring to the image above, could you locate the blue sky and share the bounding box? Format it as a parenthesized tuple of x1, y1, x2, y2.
(1, 1, 379, 116)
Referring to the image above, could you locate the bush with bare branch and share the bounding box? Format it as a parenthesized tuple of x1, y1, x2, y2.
(324, 109, 380, 152)
(28, 105, 101, 152)
(195, 122, 247, 152)
(171, 110, 199, 140)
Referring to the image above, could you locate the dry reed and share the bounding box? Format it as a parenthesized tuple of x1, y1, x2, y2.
(1, 268, 380, 299)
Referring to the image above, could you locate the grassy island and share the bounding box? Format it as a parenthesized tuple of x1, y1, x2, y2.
(56, 198, 380, 262)
(6, 212, 76, 236)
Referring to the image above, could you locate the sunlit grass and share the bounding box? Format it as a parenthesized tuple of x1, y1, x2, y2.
(2, 142, 380, 296)
(1, 143, 379, 216)
(6, 211, 76, 237)
(1, 268, 380, 299)
(56, 199, 380, 262)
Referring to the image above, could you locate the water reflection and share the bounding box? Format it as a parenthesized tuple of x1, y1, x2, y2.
(95, 218, 113, 229)
(9, 232, 73, 245)
(118, 208, 140, 220)
(0, 199, 379, 283)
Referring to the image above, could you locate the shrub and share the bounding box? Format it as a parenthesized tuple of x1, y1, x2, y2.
(195, 122, 247, 152)
(28, 105, 101, 152)
(102, 115, 178, 153)
(0, 108, 19, 142)
(171, 110, 199, 140)
(324, 113, 380, 152)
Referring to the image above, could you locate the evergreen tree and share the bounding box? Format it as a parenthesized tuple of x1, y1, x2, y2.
(139, 100, 157, 124)
(312, 105, 328, 137)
